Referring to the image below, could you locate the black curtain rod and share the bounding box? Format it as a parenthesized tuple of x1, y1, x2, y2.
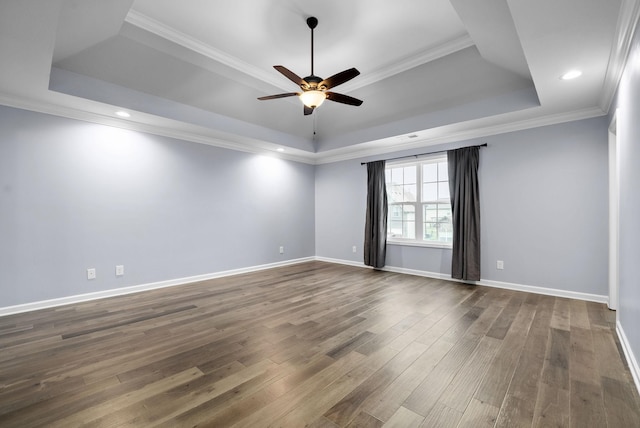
(360, 143, 487, 165)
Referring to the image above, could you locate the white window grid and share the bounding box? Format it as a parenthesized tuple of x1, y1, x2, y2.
(385, 155, 452, 247)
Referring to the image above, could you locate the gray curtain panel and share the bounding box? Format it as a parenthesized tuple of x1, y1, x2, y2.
(364, 160, 388, 269)
(448, 146, 481, 281)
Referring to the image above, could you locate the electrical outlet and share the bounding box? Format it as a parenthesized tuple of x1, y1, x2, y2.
(115, 265, 124, 276)
(352, 246, 357, 253)
(87, 268, 96, 280)
(279, 246, 284, 254)
(496, 260, 504, 270)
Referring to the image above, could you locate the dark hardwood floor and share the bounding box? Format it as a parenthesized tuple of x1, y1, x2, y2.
(0, 261, 639, 427)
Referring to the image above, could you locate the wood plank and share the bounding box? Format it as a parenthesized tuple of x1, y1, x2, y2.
(419, 402, 462, 428)
(231, 351, 367, 428)
(323, 341, 427, 426)
(474, 302, 536, 407)
(486, 293, 524, 339)
(550, 297, 570, 331)
(531, 381, 570, 427)
(0, 262, 639, 427)
(570, 326, 599, 385)
(382, 406, 424, 428)
(437, 335, 502, 412)
(49, 367, 205, 427)
(494, 295, 554, 427)
(362, 333, 457, 422)
(345, 410, 384, 428)
(569, 299, 590, 329)
(570, 379, 607, 428)
(403, 337, 478, 416)
(457, 398, 500, 428)
(591, 328, 631, 382)
(540, 327, 570, 390)
(601, 376, 640, 427)
(272, 345, 400, 427)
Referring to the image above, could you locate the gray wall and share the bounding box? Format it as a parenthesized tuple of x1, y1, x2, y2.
(0, 106, 315, 307)
(612, 31, 640, 370)
(316, 117, 609, 296)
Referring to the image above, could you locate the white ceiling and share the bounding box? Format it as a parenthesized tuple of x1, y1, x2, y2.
(0, 0, 636, 163)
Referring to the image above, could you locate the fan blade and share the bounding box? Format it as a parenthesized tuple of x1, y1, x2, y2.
(258, 92, 300, 100)
(274, 65, 307, 87)
(319, 68, 360, 90)
(326, 92, 363, 106)
(304, 105, 314, 115)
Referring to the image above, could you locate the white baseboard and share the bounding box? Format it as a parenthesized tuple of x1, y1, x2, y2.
(478, 278, 608, 303)
(0, 256, 608, 316)
(0, 257, 314, 317)
(616, 321, 640, 395)
(314, 256, 366, 268)
(316, 257, 608, 303)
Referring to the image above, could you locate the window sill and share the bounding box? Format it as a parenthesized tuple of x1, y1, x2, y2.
(387, 240, 452, 250)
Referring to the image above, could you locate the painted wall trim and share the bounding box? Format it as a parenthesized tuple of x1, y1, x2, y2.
(617, 321, 640, 395)
(0, 257, 314, 317)
(0, 93, 315, 165)
(313, 107, 605, 165)
(600, 0, 640, 112)
(0, 93, 605, 167)
(0, 255, 610, 317)
(315, 256, 608, 304)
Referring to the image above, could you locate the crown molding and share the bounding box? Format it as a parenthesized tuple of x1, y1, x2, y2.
(0, 92, 316, 164)
(124, 10, 291, 92)
(312, 106, 606, 164)
(338, 35, 475, 93)
(0, 92, 605, 167)
(125, 10, 473, 94)
(599, 0, 640, 112)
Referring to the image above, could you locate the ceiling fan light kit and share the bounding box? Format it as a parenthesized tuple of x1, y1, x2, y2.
(258, 16, 363, 115)
(299, 90, 326, 108)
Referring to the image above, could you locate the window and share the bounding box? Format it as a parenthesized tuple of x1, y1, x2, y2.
(385, 156, 452, 247)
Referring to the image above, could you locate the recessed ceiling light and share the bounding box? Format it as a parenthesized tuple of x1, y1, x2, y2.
(276, 148, 285, 152)
(560, 70, 582, 80)
(115, 111, 131, 118)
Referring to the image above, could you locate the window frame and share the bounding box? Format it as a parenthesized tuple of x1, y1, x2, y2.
(385, 155, 453, 249)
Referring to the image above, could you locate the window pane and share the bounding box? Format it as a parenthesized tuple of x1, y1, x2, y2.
(404, 166, 416, 184)
(438, 182, 450, 200)
(389, 220, 403, 237)
(438, 222, 453, 242)
(385, 169, 391, 184)
(388, 185, 403, 203)
(438, 162, 448, 181)
(423, 183, 437, 201)
(389, 205, 401, 219)
(403, 205, 416, 239)
(404, 221, 416, 239)
(423, 163, 437, 183)
(391, 167, 403, 184)
(403, 204, 415, 221)
(404, 184, 417, 202)
(439, 203, 452, 222)
(387, 204, 416, 239)
(424, 204, 438, 222)
(424, 222, 437, 241)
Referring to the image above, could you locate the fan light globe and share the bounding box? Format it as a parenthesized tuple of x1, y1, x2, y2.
(299, 90, 326, 108)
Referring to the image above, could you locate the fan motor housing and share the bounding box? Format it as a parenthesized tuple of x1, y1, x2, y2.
(303, 75, 323, 90)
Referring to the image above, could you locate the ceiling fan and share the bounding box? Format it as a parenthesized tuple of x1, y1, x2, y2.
(258, 16, 363, 116)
